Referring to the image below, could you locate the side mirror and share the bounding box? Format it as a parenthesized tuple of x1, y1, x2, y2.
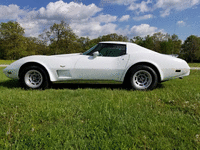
(92, 51, 99, 58)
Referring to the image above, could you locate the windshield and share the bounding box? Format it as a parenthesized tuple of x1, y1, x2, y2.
(82, 44, 98, 55)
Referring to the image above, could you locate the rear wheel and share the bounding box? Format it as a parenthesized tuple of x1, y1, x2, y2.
(127, 65, 158, 90)
(20, 66, 50, 89)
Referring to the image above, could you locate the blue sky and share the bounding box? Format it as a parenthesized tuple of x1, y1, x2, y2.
(0, 0, 200, 41)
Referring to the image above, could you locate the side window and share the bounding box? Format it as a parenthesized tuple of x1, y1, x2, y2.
(99, 44, 126, 57)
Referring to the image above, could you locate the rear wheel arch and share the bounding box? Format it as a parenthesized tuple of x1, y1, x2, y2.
(123, 62, 161, 84)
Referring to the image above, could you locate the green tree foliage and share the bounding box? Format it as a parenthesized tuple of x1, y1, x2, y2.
(181, 35, 200, 62)
(100, 33, 129, 42)
(77, 33, 129, 52)
(25, 37, 49, 55)
(131, 33, 182, 56)
(0, 37, 5, 59)
(40, 20, 81, 55)
(0, 21, 25, 59)
(0, 20, 199, 62)
(77, 37, 91, 52)
(130, 36, 143, 46)
(0, 21, 49, 59)
(143, 35, 154, 50)
(169, 34, 182, 54)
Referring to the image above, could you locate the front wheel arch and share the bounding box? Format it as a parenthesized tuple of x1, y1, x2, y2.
(19, 63, 51, 89)
(19, 62, 50, 81)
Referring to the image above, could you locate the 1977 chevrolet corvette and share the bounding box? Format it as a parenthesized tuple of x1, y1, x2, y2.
(3, 41, 190, 90)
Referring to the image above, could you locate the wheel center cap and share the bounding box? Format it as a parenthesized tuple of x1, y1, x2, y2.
(33, 76, 36, 81)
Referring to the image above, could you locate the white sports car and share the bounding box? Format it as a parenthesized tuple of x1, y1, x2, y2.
(3, 41, 190, 90)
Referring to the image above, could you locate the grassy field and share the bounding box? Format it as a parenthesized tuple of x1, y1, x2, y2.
(0, 60, 15, 65)
(189, 63, 200, 67)
(0, 68, 200, 149)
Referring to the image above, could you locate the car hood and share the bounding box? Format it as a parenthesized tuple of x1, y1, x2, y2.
(12, 53, 82, 63)
(17, 53, 82, 60)
(52, 53, 82, 57)
(6, 53, 83, 70)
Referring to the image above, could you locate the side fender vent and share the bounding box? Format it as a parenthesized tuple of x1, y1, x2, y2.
(175, 70, 181, 72)
(57, 70, 72, 77)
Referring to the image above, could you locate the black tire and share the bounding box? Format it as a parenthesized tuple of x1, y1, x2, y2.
(125, 65, 158, 90)
(19, 66, 50, 90)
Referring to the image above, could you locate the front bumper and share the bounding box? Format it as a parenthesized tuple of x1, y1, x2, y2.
(3, 67, 19, 79)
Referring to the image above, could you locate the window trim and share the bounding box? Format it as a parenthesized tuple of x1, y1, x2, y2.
(84, 43, 127, 57)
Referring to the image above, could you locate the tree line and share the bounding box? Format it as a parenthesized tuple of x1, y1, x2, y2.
(0, 21, 200, 62)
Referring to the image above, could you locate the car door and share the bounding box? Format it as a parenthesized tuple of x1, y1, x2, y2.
(73, 43, 129, 81)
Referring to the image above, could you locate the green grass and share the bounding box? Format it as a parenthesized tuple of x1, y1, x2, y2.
(0, 60, 15, 65)
(189, 63, 200, 67)
(0, 68, 200, 149)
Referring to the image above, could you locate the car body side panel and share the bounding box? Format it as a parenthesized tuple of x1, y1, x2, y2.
(73, 54, 130, 81)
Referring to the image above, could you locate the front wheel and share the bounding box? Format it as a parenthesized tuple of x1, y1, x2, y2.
(19, 66, 50, 89)
(129, 65, 158, 90)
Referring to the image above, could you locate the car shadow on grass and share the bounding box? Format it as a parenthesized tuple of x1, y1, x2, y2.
(52, 83, 125, 90)
(51, 82, 165, 90)
(0, 79, 125, 90)
(0, 80, 165, 90)
(0, 79, 21, 89)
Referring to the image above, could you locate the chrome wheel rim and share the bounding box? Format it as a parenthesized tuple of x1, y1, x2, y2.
(24, 70, 43, 88)
(133, 70, 152, 90)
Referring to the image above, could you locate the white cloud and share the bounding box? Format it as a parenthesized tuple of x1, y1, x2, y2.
(37, 1, 102, 21)
(155, 0, 200, 17)
(130, 24, 160, 37)
(71, 22, 117, 39)
(18, 19, 52, 37)
(91, 14, 117, 23)
(128, 0, 152, 14)
(119, 15, 130, 22)
(19, 20, 42, 37)
(100, 0, 136, 5)
(155, 0, 199, 10)
(101, 0, 200, 17)
(35, 1, 117, 38)
(177, 20, 186, 26)
(0, 1, 106, 38)
(71, 22, 162, 39)
(133, 14, 154, 21)
(101, 0, 152, 14)
(159, 9, 170, 17)
(0, 1, 164, 40)
(0, 4, 26, 20)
